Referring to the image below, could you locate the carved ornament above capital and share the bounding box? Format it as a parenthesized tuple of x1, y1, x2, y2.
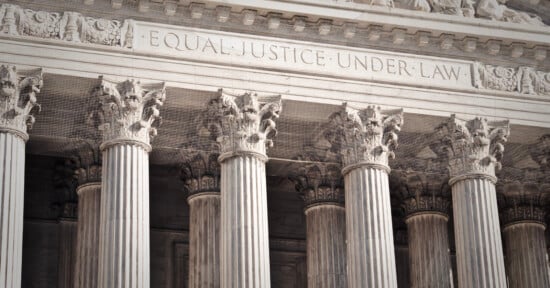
(323, 103, 403, 173)
(89, 77, 165, 151)
(203, 89, 282, 162)
(180, 144, 221, 198)
(0, 64, 42, 140)
(290, 152, 344, 209)
(435, 114, 510, 183)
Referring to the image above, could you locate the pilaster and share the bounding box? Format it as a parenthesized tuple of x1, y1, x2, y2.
(435, 114, 509, 288)
(90, 77, 165, 288)
(324, 103, 403, 288)
(0, 64, 42, 288)
(205, 89, 281, 288)
(291, 154, 346, 288)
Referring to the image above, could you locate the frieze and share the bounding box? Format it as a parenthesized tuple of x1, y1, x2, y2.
(0, 64, 42, 140)
(203, 89, 282, 160)
(324, 103, 403, 170)
(89, 77, 166, 150)
(474, 62, 550, 97)
(434, 115, 510, 181)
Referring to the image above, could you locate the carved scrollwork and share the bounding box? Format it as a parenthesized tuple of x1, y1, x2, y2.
(180, 144, 221, 197)
(290, 151, 344, 208)
(203, 89, 282, 161)
(323, 103, 403, 171)
(435, 114, 510, 182)
(0, 64, 42, 140)
(90, 77, 166, 150)
(473, 63, 550, 97)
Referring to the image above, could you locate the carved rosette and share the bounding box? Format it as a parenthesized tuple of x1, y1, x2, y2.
(498, 182, 549, 227)
(180, 147, 221, 198)
(324, 103, 403, 173)
(435, 114, 510, 184)
(90, 77, 165, 151)
(204, 89, 282, 162)
(0, 65, 42, 140)
(393, 171, 451, 217)
(291, 157, 344, 209)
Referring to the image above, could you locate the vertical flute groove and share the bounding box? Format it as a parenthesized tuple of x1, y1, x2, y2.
(345, 167, 397, 288)
(98, 144, 150, 288)
(0, 133, 25, 288)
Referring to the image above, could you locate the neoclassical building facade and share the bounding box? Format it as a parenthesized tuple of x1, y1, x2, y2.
(0, 0, 549, 287)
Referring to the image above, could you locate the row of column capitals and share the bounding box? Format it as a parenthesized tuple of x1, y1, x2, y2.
(434, 114, 510, 183)
(89, 77, 166, 152)
(323, 103, 404, 173)
(204, 89, 282, 162)
(0, 64, 42, 141)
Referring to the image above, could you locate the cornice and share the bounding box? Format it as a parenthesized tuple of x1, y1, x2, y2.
(2, 1, 549, 69)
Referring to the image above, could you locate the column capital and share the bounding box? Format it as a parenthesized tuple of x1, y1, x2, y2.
(290, 152, 344, 209)
(498, 181, 549, 227)
(180, 144, 221, 199)
(323, 103, 403, 173)
(89, 77, 165, 151)
(204, 89, 282, 162)
(0, 64, 42, 141)
(392, 171, 451, 218)
(532, 134, 550, 171)
(435, 114, 510, 184)
(71, 142, 102, 186)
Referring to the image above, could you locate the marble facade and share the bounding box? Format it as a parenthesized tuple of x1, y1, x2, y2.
(0, 0, 549, 287)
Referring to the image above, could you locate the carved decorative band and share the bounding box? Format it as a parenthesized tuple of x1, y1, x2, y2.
(501, 206, 546, 227)
(403, 196, 451, 218)
(76, 182, 101, 196)
(0, 127, 29, 141)
(218, 150, 268, 163)
(185, 175, 220, 198)
(342, 162, 391, 176)
(302, 186, 345, 209)
(99, 138, 152, 152)
(449, 173, 497, 186)
(187, 191, 221, 202)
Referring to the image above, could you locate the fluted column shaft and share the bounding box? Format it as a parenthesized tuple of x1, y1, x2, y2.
(98, 144, 150, 288)
(0, 132, 25, 288)
(345, 166, 397, 288)
(188, 193, 220, 288)
(305, 204, 346, 288)
(452, 177, 506, 287)
(58, 217, 77, 288)
(503, 222, 550, 288)
(220, 155, 271, 288)
(406, 213, 452, 288)
(75, 183, 101, 288)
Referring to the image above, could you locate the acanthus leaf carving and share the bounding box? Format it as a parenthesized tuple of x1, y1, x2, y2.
(203, 89, 282, 160)
(323, 103, 403, 170)
(391, 170, 451, 216)
(497, 181, 549, 225)
(179, 143, 221, 196)
(435, 114, 510, 181)
(90, 77, 165, 150)
(0, 64, 42, 140)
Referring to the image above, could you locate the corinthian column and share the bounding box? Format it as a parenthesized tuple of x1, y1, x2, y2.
(396, 172, 452, 288)
(435, 115, 509, 288)
(72, 144, 102, 288)
(205, 89, 282, 288)
(497, 139, 550, 288)
(291, 156, 346, 288)
(323, 103, 403, 288)
(0, 65, 42, 288)
(90, 77, 165, 288)
(180, 146, 221, 288)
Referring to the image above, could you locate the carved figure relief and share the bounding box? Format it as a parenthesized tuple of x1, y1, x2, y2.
(474, 62, 550, 97)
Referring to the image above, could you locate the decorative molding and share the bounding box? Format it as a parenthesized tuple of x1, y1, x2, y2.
(474, 63, 550, 97)
(203, 89, 282, 161)
(290, 151, 344, 208)
(402, 196, 450, 217)
(323, 103, 403, 171)
(0, 64, 42, 140)
(179, 144, 221, 197)
(434, 114, 510, 182)
(89, 77, 165, 151)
